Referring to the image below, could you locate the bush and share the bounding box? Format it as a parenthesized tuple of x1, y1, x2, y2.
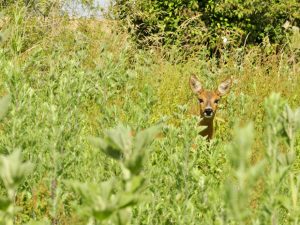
(113, 0, 300, 52)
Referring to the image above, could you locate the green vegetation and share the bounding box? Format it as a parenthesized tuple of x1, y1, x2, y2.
(114, 0, 299, 51)
(0, 1, 300, 224)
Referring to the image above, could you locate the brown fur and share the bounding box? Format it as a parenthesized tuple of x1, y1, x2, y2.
(189, 75, 232, 140)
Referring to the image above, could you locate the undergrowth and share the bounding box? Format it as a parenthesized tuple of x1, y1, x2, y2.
(0, 5, 299, 225)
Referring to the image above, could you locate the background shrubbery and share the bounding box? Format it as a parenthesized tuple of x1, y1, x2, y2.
(114, 0, 299, 54)
(0, 1, 299, 224)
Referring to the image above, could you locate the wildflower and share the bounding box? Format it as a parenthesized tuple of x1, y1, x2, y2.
(282, 21, 290, 30)
(222, 36, 228, 45)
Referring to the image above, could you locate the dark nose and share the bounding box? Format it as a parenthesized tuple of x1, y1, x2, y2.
(204, 108, 213, 115)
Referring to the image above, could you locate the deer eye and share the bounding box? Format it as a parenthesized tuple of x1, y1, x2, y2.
(198, 98, 204, 103)
(214, 99, 220, 104)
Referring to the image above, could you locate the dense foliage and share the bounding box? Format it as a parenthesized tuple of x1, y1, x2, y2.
(114, 0, 300, 52)
(0, 1, 299, 225)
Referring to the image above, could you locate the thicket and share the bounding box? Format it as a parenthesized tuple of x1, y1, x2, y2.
(113, 0, 300, 53)
(0, 1, 299, 224)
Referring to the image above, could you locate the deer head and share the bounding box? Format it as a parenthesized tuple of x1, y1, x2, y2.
(189, 75, 232, 139)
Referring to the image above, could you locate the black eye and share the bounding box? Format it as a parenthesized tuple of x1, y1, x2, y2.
(214, 99, 220, 104)
(198, 99, 204, 103)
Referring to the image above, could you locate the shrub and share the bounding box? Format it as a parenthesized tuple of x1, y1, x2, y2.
(113, 0, 300, 52)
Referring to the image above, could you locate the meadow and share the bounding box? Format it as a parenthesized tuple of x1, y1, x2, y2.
(0, 4, 300, 225)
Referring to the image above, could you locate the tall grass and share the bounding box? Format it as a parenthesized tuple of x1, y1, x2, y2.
(0, 5, 299, 224)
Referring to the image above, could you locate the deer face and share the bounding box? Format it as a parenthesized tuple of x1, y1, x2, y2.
(190, 75, 232, 119)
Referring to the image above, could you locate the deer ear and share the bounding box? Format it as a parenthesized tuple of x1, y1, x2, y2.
(189, 75, 202, 94)
(217, 78, 232, 96)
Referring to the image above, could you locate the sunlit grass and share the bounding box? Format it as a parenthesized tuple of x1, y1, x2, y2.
(0, 6, 299, 224)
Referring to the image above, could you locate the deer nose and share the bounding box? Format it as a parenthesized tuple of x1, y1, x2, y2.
(204, 108, 214, 116)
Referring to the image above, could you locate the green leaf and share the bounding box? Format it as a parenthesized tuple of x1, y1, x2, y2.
(68, 181, 99, 203)
(277, 151, 296, 166)
(125, 176, 145, 193)
(0, 197, 11, 211)
(116, 209, 131, 225)
(134, 125, 161, 153)
(124, 152, 144, 175)
(0, 95, 10, 121)
(294, 107, 300, 130)
(249, 160, 266, 182)
(0, 149, 34, 199)
(92, 208, 114, 221)
(88, 136, 123, 160)
(118, 193, 138, 209)
(89, 124, 133, 160)
(106, 124, 132, 154)
(228, 123, 254, 169)
(88, 136, 108, 150)
(69, 180, 118, 221)
(125, 125, 161, 175)
(99, 178, 115, 201)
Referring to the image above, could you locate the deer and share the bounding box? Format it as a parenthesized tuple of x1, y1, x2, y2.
(189, 75, 232, 140)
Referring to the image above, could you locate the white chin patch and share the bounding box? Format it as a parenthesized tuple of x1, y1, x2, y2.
(204, 114, 213, 119)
